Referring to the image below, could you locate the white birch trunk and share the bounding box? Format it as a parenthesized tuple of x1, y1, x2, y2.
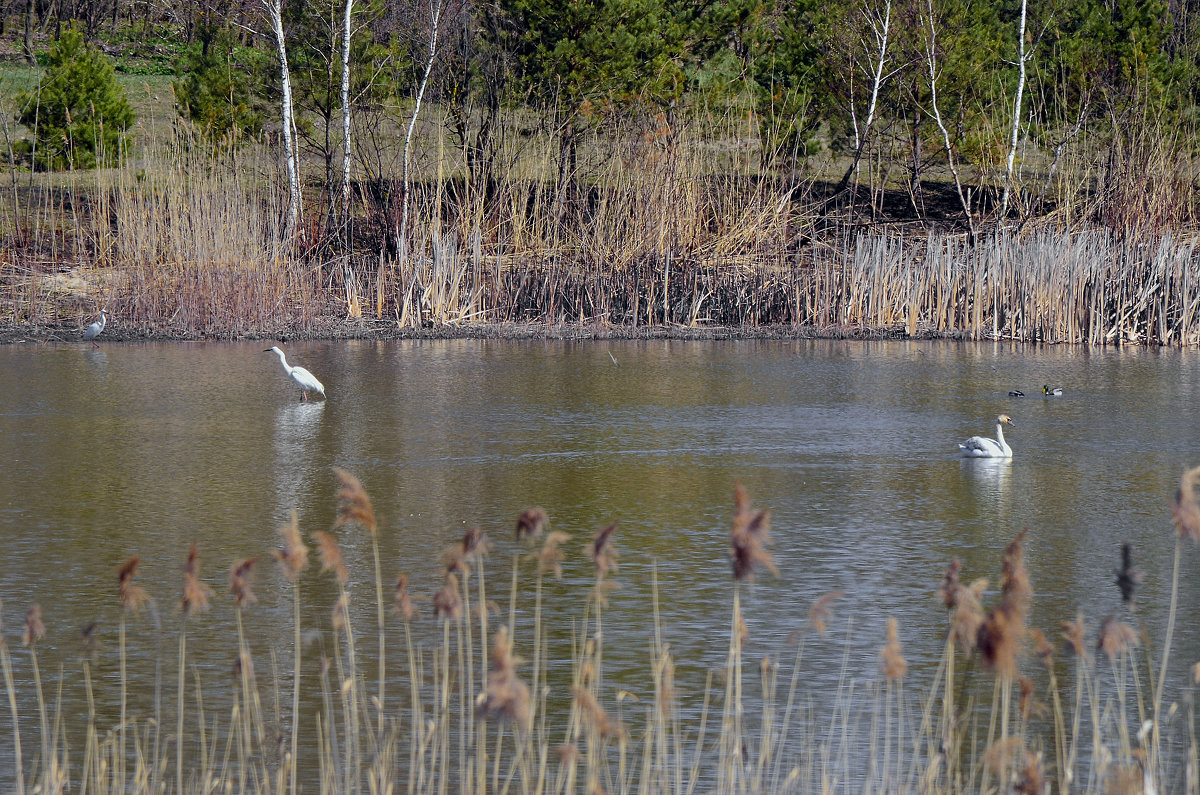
(999, 0, 1028, 220)
(266, 0, 301, 241)
(396, 0, 444, 251)
(341, 0, 353, 217)
(922, 0, 972, 230)
(838, 0, 892, 190)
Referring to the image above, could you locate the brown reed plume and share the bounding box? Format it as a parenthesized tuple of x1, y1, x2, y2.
(118, 555, 149, 612)
(273, 511, 309, 582)
(1061, 613, 1089, 660)
(434, 572, 462, 621)
(573, 686, 622, 739)
(22, 604, 44, 646)
(314, 531, 349, 584)
(809, 591, 842, 636)
(976, 531, 1031, 677)
(334, 467, 377, 536)
(230, 558, 259, 605)
(729, 481, 775, 581)
(1115, 542, 1140, 607)
(516, 507, 548, 540)
(181, 542, 212, 617)
(1029, 629, 1055, 671)
(1171, 465, 1200, 543)
(982, 738, 1043, 795)
(538, 531, 571, 579)
(587, 523, 619, 580)
(939, 558, 989, 652)
(879, 617, 907, 682)
(476, 626, 532, 735)
(393, 573, 415, 621)
(1098, 616, 1140, 660)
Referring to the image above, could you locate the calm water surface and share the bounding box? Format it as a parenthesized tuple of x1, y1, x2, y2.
(1, 338, 1198, 784)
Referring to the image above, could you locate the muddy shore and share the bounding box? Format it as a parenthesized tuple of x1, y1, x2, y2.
(1, 319, 955, 345)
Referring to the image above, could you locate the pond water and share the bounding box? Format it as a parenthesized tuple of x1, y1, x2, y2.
(0, 338, 1198, 788)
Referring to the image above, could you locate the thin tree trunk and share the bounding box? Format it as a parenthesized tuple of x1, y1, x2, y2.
(341, 0, 353, 230)
(396, 0, 444, 252)
(265, 0, 301, 241)
(999, 0, 1028, 219)
(921, 0, 973, 232)
(23, 0, 36, 64)
(836, 0, 892, 192)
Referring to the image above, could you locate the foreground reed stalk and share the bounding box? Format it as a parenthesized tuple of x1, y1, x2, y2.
(1, 471, 1199, 794)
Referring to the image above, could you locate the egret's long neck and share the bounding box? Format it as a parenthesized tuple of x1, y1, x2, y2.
(274, 349, 291, 373)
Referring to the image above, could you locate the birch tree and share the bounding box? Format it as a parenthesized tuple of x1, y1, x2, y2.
(340, 0, 353, 227)
(264, 0, 302, 241)
(835, 0, 896, 193)
(395, 0, 444, 252)
(919, 0, 972, 229)
(998, 0, 1029, 219)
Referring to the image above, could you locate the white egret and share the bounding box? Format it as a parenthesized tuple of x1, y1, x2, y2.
(83, 309, 107, 346)
(265, 346, 326, 401)
(958, 414, 1014, 458)
(1043, 385, 1063, 396)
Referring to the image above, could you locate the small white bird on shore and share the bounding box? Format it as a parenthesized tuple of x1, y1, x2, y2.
(83, 309, 107, 346)
(958, 414, 1014, 458)
(265, 346, 326, 401)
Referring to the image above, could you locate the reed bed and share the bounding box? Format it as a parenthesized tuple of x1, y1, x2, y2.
(2, 469, 1199, 794)
(3, 110, 1200, 345)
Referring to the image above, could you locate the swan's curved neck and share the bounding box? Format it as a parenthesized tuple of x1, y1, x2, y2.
(995, 422, 1009, 451)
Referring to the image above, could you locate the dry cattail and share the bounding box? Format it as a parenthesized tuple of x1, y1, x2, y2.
(573, 687, 621, 738)
(332, 594, 349, 633)
(977, 531, 1032, 678)
(462, 526, 491, 561)
(434, 572, 462, 621)
(587, 523, 619, 580)
(393, 573, 415, 621)
(808, 591, 842, 635)
(982, 737, 1041, 791)
(230, 558, 259, 606)
(1115, 542, 1140, 607)
(1098, 615, 1139, 660)
(730, 481, 775, 581)
(1061, 614, 1088, 660)
(118, 556, 149, 612)
(538, 531, 571, 579)
(181, 542, 212, 618)
(334, 468, 377, 536)
(475, 626, 532, 735)
(516, 507, 549, 540)
(880, 617, 907, 682)
(273, 511, 309, 582)
(949, 579, 987, 653)
(80, 621, 98, 653)
(23, 604, 44, 646)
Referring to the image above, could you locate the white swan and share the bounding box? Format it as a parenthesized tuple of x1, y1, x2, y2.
(266, 346, 326, 401)
(958, 414, 1014, 458)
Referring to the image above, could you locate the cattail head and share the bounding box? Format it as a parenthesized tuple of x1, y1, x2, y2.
(516, 507, 548, 540)
(1098, 615, 1139, 660)
(1030, 629, 1055, 671)
(999, 530, 1032, 621)
(80, 621, 98, 654)
(938, 558, 963, 608)
(475, 626, 532, 735)
(181, 542, 212, 618)
(313, 531, 348, 584)
(880, 617, 907, 682)
(434, 572, 462, 621)
(538, 531, 571, 579)
(730, 481, 776, 581)
(23, 604, 44, 646)
(1115, 542, 1140, 607)
(230, 558, 258, 606)
(334, 468, 377, 537)
(332, 593, 349, 633)
(977, 531, 1032, 679)
(948, 578, 988, 653)
(461, 526, 491, 561)
(273, 511, 309, 582)
(118, 555, 149, 612)
(983, 738, 1041, 793)
(393, 573, 415, 621)
(587, 523, 619, 580)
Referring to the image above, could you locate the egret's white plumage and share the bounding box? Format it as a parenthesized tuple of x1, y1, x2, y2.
(1043, 385, 1063, 396)
(83, 309, 107, 344)
(266, 346, 326, 401)
(958, 414, 1014, 458)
